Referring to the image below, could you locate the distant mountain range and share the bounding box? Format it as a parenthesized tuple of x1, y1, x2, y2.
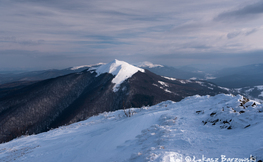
(1, 61, 263, 89)
(133, 61, 207, 80)
(0, 60, 228, 143)
(207, 64, 263, 88)
(0, 63, 104, 85)
(134, 62, 263, 88)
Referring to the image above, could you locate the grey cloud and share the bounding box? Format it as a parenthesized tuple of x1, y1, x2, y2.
(1, 37, 45, 46)
(19, 40, 45, 46)
(215, 1, 263, 21)
(0, 0, 263, 70)
(227, 28, 259, 39)
(182, 42, 212, 49)
(171, 22, 206, 33)
(245, 28, 258, 35)
(16, 0, 92, 11)
(2, 36, 16, 42)
(227, 31, 241, 39)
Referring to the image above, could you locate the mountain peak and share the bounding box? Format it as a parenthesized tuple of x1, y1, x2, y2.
(95, 59, 145, 92)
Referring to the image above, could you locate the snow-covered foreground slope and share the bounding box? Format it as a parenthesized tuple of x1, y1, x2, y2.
(0, 94, 263, 162)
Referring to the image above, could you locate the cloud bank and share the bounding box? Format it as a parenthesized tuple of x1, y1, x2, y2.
(0, 0, 263, 70)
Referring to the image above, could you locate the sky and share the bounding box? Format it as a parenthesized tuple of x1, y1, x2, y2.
(1, 0, 263, 70)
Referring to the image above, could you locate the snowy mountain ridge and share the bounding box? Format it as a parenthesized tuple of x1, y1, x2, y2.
(0, 59, 229, 144)
(70, 63, 105, 70)
(1, 94, 262, 162)
(134, 61, 164, 68)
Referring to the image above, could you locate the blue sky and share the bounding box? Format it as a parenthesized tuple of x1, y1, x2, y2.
(1, 0, 263, 70)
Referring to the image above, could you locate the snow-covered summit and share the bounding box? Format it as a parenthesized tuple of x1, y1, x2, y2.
(94, 59, 145, 92)
(134, 61, 164, 68)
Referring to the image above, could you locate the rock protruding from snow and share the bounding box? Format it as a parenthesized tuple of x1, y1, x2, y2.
(95, 59, 145, 92)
